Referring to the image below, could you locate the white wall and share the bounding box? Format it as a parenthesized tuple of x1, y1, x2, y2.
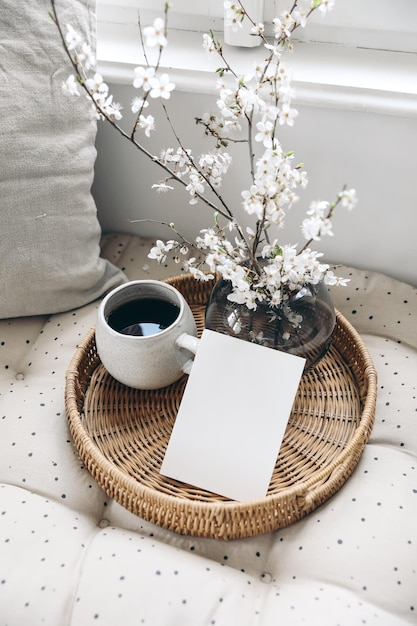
(93, 83, 417, 287)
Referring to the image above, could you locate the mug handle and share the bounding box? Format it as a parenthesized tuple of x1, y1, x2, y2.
(176, 333, 200, 375)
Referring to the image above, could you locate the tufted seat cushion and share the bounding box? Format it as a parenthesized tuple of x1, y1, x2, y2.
(1, 233, 416, 625)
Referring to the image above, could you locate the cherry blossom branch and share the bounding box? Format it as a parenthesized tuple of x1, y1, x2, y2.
(51, 0, 354, 308)
(50, 0, 240, 225)
(129, 218, 201, 253)
(131, 6, 169, 139)
(160, 101, 238, 225)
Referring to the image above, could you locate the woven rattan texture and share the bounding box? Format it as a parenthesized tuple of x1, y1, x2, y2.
(65, 275, 377, 540)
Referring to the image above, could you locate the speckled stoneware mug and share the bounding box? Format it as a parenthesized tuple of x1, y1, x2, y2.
(96, 280, 199, 390)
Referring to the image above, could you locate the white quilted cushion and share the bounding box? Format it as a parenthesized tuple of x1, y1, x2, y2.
(0, 234, 416, 625)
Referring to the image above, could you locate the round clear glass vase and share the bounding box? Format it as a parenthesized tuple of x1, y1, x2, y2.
(205, 278, 336, 372)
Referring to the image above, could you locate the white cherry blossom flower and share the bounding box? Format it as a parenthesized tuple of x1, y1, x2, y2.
(295, 170, 309, 189)
(65, 24, 82, 51)
(148, 239, 174, 263)
(302, 216, 333, 241)
(106, 98, 123, 121)
(255, 120, 274, 147)
(277, 78, 296, 103)
(251, 23, 265, 37)
(149, 74, 175, 99)
(143, 18, 167, 47)
(131, 97, 149, 114)
(338, 188, 358, 210)
(324, 270, 349, 286)
(262, 104, 279, 122)
(202, 33, 216, 53)
(189, 267, 214, 281)
(133, 66, 155, 91)
(237, 84, 262, 115)
(227, 284, 258, 310)
(279, 11, 296, 38)
(151, 182, 174, 193)
(278, 102, 299, 126)
(264, 42, 282, 57)
(316, 0, 336, 15)
(292, 8, 308, 28)
(241, 186, 264, 219)
(183, 257, 196, 272)
(138, 114, 155, 137)
(307, 200, 330, 218)
(197, 228, 221, 250)
(272, 18, 283, 38)
(269, 290, 283, 306)
(62, 75, 80, 96)
(199, 152, 232, 187)
(78, 42, 95, 70)
(224, 1, 243, 31)
(85, 73, 108, 95)
(186, 173, 205, 203)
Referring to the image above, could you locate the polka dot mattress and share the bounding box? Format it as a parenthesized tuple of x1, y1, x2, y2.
(1, 233, 416, 626)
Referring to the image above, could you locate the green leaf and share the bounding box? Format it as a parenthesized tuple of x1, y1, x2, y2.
(273, 243, 283, 257)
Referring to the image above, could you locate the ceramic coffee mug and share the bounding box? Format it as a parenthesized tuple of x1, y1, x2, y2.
(96, 280, 199, 389)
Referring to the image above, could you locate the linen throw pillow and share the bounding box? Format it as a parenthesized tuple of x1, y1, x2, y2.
(0, 0, 125, 319)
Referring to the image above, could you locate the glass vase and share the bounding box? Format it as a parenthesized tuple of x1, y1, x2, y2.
(205, 278, 336, 372)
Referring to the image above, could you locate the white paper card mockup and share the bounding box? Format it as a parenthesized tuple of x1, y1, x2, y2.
(160, 329, 306, 502)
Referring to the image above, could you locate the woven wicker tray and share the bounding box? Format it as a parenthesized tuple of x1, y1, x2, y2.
(65, 274, 377, 540)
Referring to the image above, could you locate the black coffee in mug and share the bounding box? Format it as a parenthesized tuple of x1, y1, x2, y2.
(107, 298, 179, 337)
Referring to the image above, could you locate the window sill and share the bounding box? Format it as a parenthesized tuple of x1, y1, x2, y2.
(96, 19, 417, 118)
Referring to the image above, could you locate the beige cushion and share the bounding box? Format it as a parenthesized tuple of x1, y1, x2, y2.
(0, 0, 124, 319)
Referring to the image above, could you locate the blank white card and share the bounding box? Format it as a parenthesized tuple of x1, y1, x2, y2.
(160, 329, 305, 502)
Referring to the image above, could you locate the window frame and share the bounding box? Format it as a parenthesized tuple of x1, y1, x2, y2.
(96, 0, 417, 118)
(97, 0, 417, 52)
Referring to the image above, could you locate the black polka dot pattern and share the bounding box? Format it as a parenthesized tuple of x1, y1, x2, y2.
(0, 236, 416, 624)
